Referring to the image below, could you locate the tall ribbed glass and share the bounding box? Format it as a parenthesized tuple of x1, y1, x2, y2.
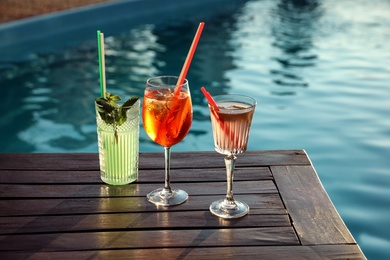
(96, 100, 140, 185)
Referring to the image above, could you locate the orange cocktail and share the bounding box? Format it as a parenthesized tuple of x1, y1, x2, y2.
(142, 88, 192, 147)
(142, 76, 192, 207)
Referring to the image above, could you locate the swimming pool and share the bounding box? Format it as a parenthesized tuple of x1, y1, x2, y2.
(1, 0, 389, 258)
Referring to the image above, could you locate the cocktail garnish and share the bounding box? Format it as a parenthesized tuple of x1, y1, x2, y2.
(96, 92, 139, 143)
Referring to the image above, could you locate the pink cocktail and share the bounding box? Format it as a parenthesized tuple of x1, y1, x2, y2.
(207, 94, 256, 219)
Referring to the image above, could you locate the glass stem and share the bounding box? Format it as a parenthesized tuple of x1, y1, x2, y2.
(162, 147, 173, 196)
(223, 154, 237, 209)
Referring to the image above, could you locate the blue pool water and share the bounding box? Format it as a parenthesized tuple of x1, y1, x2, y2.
(1, 0, 389, 258)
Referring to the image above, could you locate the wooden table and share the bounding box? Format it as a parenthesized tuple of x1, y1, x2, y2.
(0, 150, 365, 259)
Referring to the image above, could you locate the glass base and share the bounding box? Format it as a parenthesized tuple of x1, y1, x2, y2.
(101, 175, 137, 185)
(147, 188, 188, 207)
(209, 199, 249, 219)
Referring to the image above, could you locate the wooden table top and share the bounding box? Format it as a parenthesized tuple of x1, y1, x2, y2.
(0, 150, 365, 259)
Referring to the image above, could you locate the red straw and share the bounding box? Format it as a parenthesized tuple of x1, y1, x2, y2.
(201, 86, 239, 147)
(200, 86, 219, 110)
(175, 22, 205, 95)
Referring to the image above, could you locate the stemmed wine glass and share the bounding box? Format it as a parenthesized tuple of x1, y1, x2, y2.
(206, 94, 256, 218)
(142, 76, 193, 206)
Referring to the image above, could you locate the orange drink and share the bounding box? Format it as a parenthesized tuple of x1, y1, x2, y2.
(142, 88, 192, 147)
(142, 76, 192, 206)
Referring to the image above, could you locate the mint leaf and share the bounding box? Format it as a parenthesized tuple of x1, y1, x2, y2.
(95, 94, 139, 143)
(120, 96, 139, 121)
(95, 98, 116, 125)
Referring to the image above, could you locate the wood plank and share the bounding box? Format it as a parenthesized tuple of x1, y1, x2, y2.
(0, 245, 366, 260)
(0, 153, 99, 170)
(140, 150, 311, 168)
(0, 167, 273, 184)
(271, 165, 356, 245)
(0, 210, 291, 234)
(0, 194, 285, 216)
(0, 227, 299, 251)
(0, 151, 365, 259)
(0, 150, 310, 170)
(0, 180, 277, 198)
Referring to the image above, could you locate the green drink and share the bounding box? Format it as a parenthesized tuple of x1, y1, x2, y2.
(95, 94, 140, 185)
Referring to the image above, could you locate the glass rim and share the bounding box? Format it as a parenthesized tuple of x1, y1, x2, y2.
(146, 75, 188, 88)
(211, 94, 257, 107)
(95, 98, 140, 110)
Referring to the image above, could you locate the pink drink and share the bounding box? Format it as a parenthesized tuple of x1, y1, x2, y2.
(206, 94, 256, 219)
(210, 101, 255, 155)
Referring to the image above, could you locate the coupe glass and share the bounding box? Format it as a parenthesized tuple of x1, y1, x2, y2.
(207, 94, 256, 218)
(142, 76, 193, 206)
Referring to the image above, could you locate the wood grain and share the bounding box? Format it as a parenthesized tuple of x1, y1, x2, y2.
(271, 165, 356, 245)
(0, 167, 273, 184)
(0, 227, 299, 251)
(0, 194, 285, 216)
(0, 245, 366, 260)
(0, 180, 277, 198)
(0, 151, 365, 259)
(0, 150, 310, 170)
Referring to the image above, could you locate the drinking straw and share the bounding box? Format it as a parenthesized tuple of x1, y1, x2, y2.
(201, 86, 238, 146)
(97, 30, 106, 98)
(174, 22, 205, 95)
(200, 86, 219, 110)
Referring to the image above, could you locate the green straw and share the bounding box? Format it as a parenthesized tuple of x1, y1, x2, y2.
(97, 30, 106, 98)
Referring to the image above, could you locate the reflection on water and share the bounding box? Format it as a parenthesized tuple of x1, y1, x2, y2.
(270, 0, 322, 92)
(11, 51, 98, 150)
(0, 12, 243, 152)
(151, 18, 239, 98)
(0, 25, 163, 151)
(1, 0, 390, 258)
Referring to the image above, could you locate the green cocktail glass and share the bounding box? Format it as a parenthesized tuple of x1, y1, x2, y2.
(95, 97, 140, 185)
